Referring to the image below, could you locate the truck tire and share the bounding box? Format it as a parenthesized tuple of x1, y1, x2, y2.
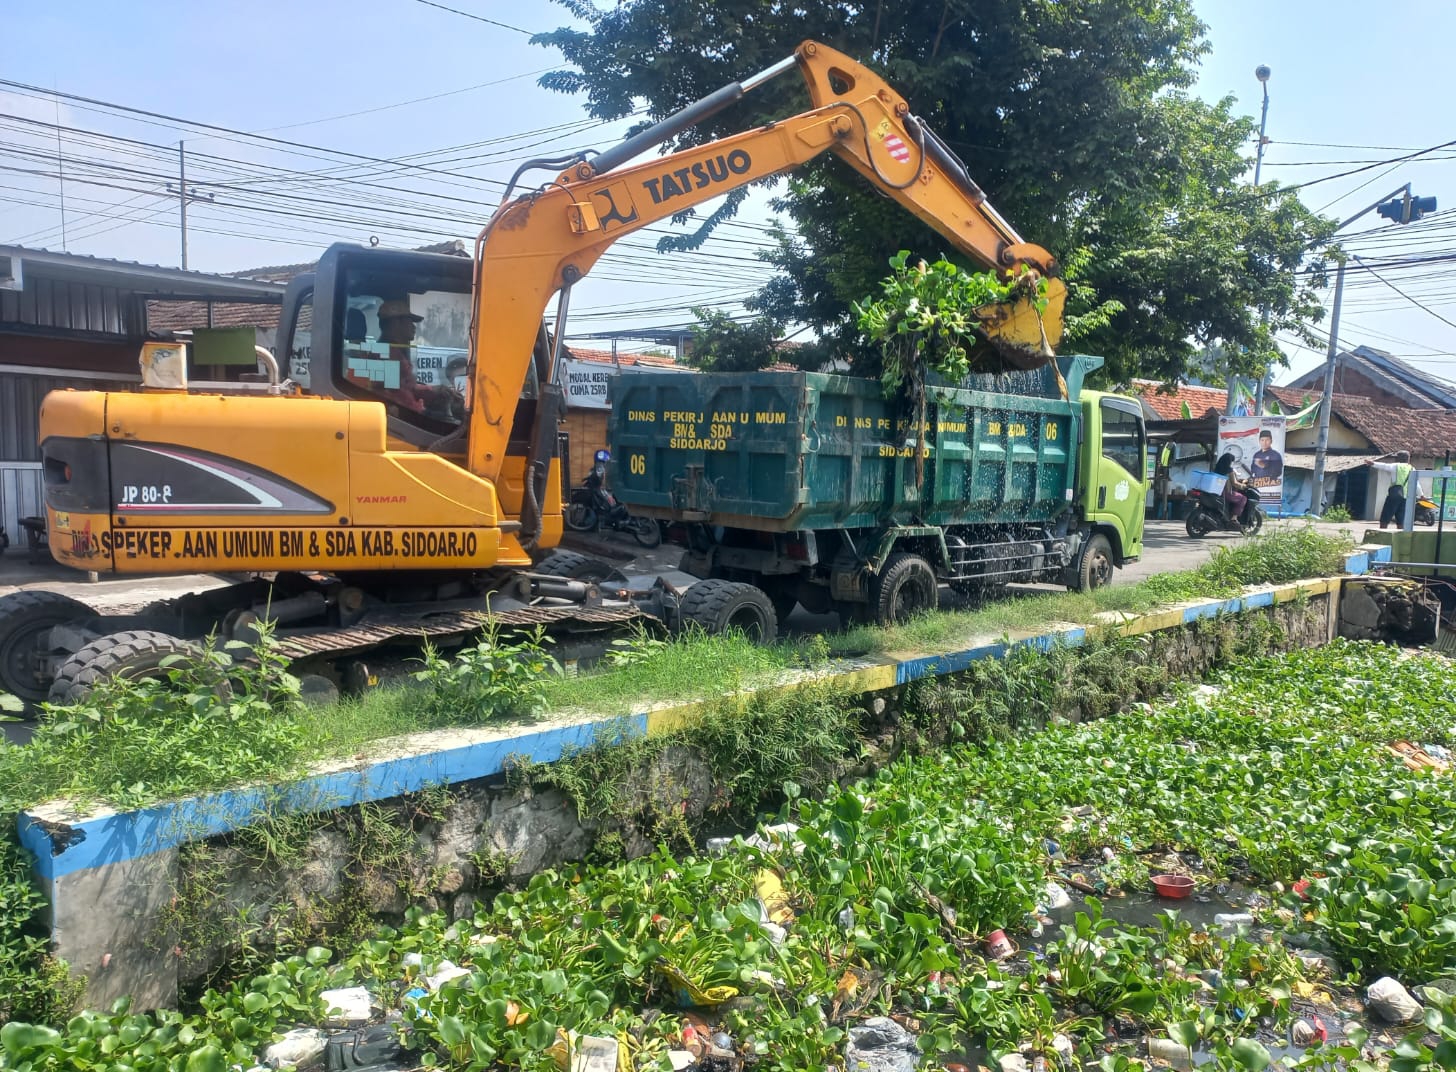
(533, 550, 614, 584)
(48, 630, 196, 705)
(0, 591, 95, 706)
(872, 552, 939, 625)
(679, 578, 778, 644)
(1074, 534, 1114, 592)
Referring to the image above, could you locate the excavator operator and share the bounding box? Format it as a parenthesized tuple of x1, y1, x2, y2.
(377, 298, 450, 416)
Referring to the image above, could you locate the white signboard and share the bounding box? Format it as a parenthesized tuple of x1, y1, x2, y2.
(561, 358, 615, 409)
(559, 356, 689, 410)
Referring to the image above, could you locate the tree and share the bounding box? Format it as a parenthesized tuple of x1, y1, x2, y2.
(684, 308, 780, 372)
(534, 0, 1333, 385)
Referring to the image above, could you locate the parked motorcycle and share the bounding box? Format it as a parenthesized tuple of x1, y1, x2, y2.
(564, 451, 662, 548)
(1185, 481, 1263, 538)
(1417, 495, 1440, 527)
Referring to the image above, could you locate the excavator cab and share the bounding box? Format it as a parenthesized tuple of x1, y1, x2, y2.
(276, 244, 509, 451)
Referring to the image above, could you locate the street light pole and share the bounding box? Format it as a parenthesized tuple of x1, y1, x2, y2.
(1253, 66, 1271, 186)
(1251, 65, 1272, 415)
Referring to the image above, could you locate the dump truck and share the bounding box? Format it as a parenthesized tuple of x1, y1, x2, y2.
(4, 39, 1072, 705)
(610, 356, 1146, 628)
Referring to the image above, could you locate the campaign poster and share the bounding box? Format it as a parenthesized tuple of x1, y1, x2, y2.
(1217, 415, 1285, 510)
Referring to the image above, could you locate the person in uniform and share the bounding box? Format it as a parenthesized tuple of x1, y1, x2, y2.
(1368, 451, 1414, 529)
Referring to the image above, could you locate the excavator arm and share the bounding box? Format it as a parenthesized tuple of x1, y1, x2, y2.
(466, 39, 1066, 494)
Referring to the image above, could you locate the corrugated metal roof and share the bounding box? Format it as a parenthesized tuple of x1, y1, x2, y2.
(0, 244, 285, 299)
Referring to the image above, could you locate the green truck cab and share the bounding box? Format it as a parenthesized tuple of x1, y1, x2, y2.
(609, 355, 1145, 628)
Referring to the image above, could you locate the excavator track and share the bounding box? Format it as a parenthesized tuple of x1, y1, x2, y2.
(271, 601, 647, 661)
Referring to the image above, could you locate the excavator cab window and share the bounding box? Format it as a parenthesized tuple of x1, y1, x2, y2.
(335, 266, 472, 433)
(284, 287, 314, 388)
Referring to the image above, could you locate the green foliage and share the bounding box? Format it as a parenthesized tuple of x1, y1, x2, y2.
(535, 681, 860, 848)
(8, 640, 1450, 1071)
(536, 0, 1335, 384)
(412, 625, 560, 722)
(12, 636, 307, 811)
(853, 251, 1026, 390)
(685, 307, 780, 372)
(1322, 503, 1353, 523)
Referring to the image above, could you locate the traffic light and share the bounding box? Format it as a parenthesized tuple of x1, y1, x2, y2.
(1376, 193, 1438, 223)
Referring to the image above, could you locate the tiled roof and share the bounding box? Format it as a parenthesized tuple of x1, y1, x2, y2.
(1129, 380, 1227, 420)
(146, 300, 281, 333)
(1321, 396, 1456, 457)
(1266, 386, 1368, 411)
(565, 346, 685, 369)
(1286, 344, 1456, 410)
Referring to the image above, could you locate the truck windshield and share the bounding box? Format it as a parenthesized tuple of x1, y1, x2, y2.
(1100, 400, 1145, 477)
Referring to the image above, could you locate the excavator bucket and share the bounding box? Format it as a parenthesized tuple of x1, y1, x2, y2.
(971, 276, 1068, 372)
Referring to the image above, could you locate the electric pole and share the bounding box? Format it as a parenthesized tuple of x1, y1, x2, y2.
(166, 140, 215, 270)
(1310, 184, 1436, 510)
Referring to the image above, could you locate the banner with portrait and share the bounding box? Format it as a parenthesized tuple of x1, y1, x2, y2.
(1217, 415, 1285, 510)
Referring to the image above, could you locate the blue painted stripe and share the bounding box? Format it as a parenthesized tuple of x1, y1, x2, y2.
(896, 643, 1006, 684)
(1241, 590, 1275, 610)
(21, 714, 647, 881)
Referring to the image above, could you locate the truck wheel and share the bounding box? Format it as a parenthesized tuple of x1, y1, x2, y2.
(534, 550, 614, 584)
(1075, 534, 1114, 592)
(0, 591, 95, 707)
(679, 579, 777, 644)
(47, 630, 196, 706)
(872, 552, 939, 625)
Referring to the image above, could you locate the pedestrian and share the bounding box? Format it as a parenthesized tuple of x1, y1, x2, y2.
(1367, 451, 1414, 529)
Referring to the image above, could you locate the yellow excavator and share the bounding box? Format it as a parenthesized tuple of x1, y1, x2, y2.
(3, 40, 1065, 705)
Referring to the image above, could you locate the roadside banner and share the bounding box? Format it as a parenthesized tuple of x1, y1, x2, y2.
(1218, 415, 1286, 510)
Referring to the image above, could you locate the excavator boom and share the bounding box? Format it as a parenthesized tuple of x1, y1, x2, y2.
(467, 40, 1066, 494)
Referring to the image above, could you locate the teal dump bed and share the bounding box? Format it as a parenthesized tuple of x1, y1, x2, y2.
(609, 356, 1100, 532)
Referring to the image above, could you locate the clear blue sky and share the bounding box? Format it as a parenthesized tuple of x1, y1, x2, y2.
(2, 0, 1453, 381)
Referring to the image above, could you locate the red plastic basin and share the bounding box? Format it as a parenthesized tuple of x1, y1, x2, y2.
(1151, 874, 1195, 898)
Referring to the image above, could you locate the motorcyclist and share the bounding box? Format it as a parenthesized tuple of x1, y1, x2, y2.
(1214, 452, 1248, 522)
(583, 450, 618, 519)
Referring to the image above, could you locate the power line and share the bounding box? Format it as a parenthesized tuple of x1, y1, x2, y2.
(411, 0, 534, 34)
(253, 67, 554, 132)
(1350, 254, 1456, 334)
